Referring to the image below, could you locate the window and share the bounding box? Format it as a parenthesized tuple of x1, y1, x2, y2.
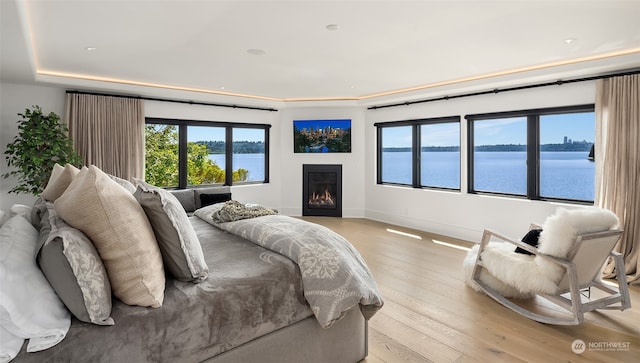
(376, 116, 460, 190)
(471, 117, 528, 195)
(145, 118, 270, 188)
(539, 112, 595, 200)
(187, 125, 226, 185)
(467, 105, 594, 202)
(379, 126, 413, 185)
(420, 122, 460, 189)
(145, 124, 180, 188)
(232, 128, 266, 182)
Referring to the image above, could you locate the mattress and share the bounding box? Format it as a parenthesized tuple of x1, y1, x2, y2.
(13, 216, 313, 362)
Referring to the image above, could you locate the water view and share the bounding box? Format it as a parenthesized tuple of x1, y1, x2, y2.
(213, 150, 595, 201)
(208, 153, 265, 182)
(382, 151, 595, 201)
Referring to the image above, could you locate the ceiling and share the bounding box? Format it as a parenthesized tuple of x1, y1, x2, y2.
(2, 0, 640, 106)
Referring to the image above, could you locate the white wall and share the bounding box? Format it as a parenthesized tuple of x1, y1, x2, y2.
(364, 81, 597, 242)
(1, 79, 600, 243)
(278, 106, 366, 217)
(0, 82, 66, 211)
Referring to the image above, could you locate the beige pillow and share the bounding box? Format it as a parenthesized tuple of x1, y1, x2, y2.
(54, 165, 165, 308)
(41, 164, 80, 201)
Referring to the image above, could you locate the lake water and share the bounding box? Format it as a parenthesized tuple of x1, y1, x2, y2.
(209, 153, 265, 182)
(382, 151, 594, 201)
(215, 151, 595, 201)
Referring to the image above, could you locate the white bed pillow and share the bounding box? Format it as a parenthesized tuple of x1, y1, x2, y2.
(0, 215, 71, 357)
(9, 204, 32, 224)
(0, 324, 24, 362)
(0, 211, 7, 228)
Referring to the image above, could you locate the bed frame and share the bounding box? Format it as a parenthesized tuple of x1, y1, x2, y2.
(207, 308, 367, 363)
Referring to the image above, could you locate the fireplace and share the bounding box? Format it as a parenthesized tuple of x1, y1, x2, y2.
(303, 164, 342, 217)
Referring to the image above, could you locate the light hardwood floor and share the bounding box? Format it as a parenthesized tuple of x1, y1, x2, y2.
(301, 217, 640, 363)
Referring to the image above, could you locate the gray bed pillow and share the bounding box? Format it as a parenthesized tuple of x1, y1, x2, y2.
(134, 181, 209, 283)
(169, 189, 196, 212)
(107, 173, 136, 194)
(36, 204, 114, 326)
(30, 197, 47, 230)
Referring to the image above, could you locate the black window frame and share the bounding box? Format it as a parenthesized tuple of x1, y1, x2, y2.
(375, 116, 461, 190)
(145, 117, 270, 188)
(466, 104, 594, 203)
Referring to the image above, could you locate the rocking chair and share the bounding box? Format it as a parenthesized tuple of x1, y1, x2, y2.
(464, 207, 631, 325)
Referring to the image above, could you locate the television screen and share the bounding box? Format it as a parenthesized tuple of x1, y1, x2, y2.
(293, 119, 352, 153)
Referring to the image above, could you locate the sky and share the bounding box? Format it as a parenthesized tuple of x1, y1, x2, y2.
(187, 126, 264, 142)
(382, 112, 595, 147)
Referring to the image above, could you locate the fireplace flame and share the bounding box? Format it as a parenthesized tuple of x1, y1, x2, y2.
(309, 189, 336, 207)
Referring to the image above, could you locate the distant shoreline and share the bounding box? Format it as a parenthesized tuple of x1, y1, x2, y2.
(384, 143, 593, 152)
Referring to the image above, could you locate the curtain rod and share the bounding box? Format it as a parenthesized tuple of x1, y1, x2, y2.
(368, 68, 640, 110)
(65, 90, 278, 112)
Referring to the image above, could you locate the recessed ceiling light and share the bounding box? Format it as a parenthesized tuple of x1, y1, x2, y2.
(563, 38, 577, 44)
(85, 46, 97, 51)
(246, 48, 266, 56)
(326, 24, 340, 31)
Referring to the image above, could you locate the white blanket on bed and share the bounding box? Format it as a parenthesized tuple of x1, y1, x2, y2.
(195, 204, 383, 328)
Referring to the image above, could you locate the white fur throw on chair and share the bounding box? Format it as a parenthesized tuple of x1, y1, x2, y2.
(463, 207, 619, 298)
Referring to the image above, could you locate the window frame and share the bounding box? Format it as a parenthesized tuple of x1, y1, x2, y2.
(375, 116, 461, 190)
(145, 117, 270, 188)
(466, 104, 594, 203)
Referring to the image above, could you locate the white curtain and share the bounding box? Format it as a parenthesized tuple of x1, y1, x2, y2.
(595, 74, 640, 284)
(65, 94, 145, 181)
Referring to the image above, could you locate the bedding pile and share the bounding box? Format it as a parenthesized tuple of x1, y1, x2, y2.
(2, 163, 383, 361)
(196, 202, 384, 328)
(210, 200, 278, 223)
(8, 216, 314, 362)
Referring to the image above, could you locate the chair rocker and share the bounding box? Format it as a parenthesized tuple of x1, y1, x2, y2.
(466, 207, 631, 325)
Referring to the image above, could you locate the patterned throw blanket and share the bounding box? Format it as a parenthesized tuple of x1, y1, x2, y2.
(195, 203, 383, 328)
(210, 200, 277, 223)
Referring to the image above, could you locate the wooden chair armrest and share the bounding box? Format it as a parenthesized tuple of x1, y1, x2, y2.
(480, 229, 518, 244)
(479, 229, 520, 252)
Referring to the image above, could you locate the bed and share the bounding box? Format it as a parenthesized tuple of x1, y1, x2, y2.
(2, 165, 382, 363)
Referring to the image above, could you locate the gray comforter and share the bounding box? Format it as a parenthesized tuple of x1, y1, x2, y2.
(195, 204, 384, 328)
(13, 217, 312, 363)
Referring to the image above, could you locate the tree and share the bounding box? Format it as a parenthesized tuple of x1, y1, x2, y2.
(187, 142, 225, 184)
(145, 125, 180, 187)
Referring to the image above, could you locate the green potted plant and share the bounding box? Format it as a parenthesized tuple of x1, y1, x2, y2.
(3, 105, 82, 195)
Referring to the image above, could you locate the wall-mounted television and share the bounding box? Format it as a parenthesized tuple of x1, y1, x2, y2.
(293, 119, 352, 153)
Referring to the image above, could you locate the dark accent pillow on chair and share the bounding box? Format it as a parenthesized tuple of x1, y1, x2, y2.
(200, 193, 232, 207)
(515, 229, 542, 255)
